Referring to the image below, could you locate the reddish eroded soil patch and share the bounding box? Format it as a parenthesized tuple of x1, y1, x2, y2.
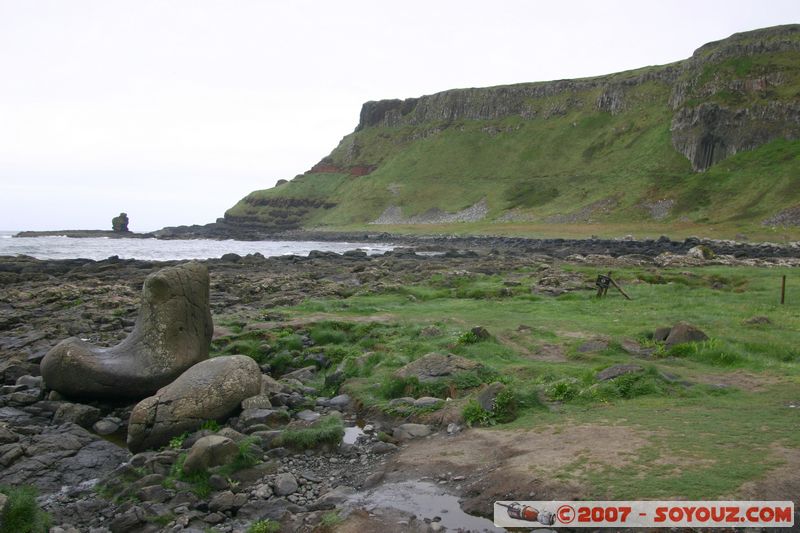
(383, 424, 652, 518)
(691, 370, 785, 392)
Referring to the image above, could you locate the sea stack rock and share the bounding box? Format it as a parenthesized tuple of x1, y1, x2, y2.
(41, 262, 213, 400)
(112, 212, 129, 232)
(127, 355, 261, 453)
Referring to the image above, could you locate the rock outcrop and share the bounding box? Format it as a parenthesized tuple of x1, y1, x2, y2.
(669, 25, 800, 170)
(127, 355, 261, 453)
(111, 212, 129, 233)
(41, 262, 213, 400)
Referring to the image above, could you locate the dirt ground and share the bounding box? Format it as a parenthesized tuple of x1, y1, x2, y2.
(383, 424, 651, 517)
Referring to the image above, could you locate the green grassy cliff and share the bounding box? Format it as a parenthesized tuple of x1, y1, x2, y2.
(225, 25, 800, 239)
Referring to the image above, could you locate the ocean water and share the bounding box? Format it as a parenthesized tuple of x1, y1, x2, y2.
(0, 231, 393, 261)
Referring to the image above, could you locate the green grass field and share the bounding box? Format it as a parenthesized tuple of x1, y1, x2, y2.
(213, 264, 800, 499)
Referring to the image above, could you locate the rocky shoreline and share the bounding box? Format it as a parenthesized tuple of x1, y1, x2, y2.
(1, 245, 799, 532)
(14, 225, 800, 260)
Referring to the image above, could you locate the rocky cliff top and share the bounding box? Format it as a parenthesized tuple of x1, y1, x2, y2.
(356, 24, 800, 133)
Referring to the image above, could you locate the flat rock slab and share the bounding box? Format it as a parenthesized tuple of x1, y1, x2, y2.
(395, 353, 482, 382)
(295, 409, 321, 422)
(393, 423, 432, 441)
(596, 364, 644, 381)
(0, 423, 130, 493)
(577, 339, 609, 353)
(239, 408, 289, 429)
(413, 396, 443, 408)
(620, 338, 655, 358)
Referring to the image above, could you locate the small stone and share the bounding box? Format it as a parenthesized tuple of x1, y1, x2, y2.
(209, 490, 236, 512)
(216, 427, 247, 442)
(182, 435, 239, 474)
(253, 484, 273, 499)
(208, 474, 229, 491)
(203, 512, 225, 524)
(15, 375, 42, 389)
(372, 442, 398, 454)
(274, 472, 299, 496)
(239, 408, 288, 429)
(413, 396, 443, 408)
(137, 484, 170, 503)
(326, 394, 351, 409)
(653, 326, 671, 342)
(282, 365, 316, 383)
(241, 394, 273, 410)
(52, 403, 102, 429)
(93, 418, 121, 436)
(470, 326, 491, 340)
(295, 409, 321, 422)
(620, 338, 654, 357)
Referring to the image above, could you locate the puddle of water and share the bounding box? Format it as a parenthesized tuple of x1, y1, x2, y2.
(347, 480, 505, 532)
(342, 425, 365, 445)
(97, 428, 129, 449)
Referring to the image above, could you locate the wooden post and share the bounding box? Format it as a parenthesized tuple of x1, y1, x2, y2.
(609, 277, 632, 300)
(781, 275, 786, 305)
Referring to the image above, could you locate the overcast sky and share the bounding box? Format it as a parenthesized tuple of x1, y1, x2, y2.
(1, 1, 798, 231)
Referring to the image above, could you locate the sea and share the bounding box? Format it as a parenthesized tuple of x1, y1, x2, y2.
(0, 230, 394, 261)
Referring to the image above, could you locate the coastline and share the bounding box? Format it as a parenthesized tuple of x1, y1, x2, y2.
(11, 226, 800, 259)
(13, 230, 154, 239)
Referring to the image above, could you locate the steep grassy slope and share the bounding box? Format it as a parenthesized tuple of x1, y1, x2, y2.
(226, 25, 800, 238)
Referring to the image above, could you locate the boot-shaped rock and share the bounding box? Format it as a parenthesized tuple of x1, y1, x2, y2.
(41, 262, 213, 400)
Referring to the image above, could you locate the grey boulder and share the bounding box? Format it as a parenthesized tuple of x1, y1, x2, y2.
(41, 262, 213, 400)
(183, 435, 239, 474)
(127, 355, 261, 453)
(664, 322, 709, 347)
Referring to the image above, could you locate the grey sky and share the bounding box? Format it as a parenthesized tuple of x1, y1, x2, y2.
(1, 0, 797, 231)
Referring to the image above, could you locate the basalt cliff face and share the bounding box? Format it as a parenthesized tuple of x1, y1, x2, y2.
(225, 25, 800, 232)
(669, 26, 800, 171)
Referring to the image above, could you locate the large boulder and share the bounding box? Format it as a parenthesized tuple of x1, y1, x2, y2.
(41, 262, 213, 400)
(127, 355, 261, 453)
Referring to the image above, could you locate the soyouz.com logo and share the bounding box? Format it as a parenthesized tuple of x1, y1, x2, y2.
(493, 501, 794, 528)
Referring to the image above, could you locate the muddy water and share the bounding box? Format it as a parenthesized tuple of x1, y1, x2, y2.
(347, 480, 505, 532)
